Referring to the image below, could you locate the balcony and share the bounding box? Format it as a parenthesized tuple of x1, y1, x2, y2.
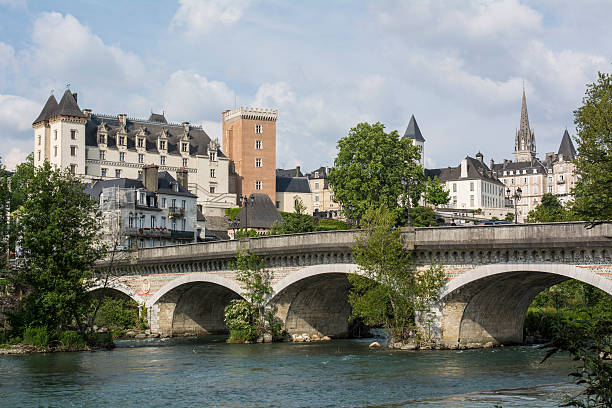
(168, 206, 185, 218)
(171, 230, 195, 240)
(126, 227, 172, 238)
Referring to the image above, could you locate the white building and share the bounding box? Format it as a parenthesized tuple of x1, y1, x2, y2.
(403, 115, 425, 167)
(85, 165, 199, 249)
(33, 89, 236, 215)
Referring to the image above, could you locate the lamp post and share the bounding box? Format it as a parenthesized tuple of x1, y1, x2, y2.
(506, 186, 522, 223)
(241, 194, 250, 233)
(401, 177, 411, 226)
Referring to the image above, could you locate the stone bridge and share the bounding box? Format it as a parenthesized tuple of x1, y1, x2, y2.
(96, 222, 612, 347)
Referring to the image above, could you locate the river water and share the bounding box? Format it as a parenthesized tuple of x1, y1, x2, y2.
(0, 336, 580, 407)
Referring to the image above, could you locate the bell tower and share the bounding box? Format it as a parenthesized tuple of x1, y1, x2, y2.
(514, 88, 536, 162)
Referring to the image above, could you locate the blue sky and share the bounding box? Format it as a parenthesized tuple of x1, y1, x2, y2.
(0, 0, 610, 170)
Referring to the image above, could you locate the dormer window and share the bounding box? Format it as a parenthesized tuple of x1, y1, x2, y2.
(159, 140, 166, 150)
(182, 142, 188, 153)
(118, 136, 125, 146)
(99, 134, 106, 144)
(315, 171, 319, 178)
(138, 138, 145, 148)
(209, 152, 216, 161)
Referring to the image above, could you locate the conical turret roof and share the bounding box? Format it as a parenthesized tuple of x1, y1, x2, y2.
(557, 129, 576, 160)
(51, 89, 86, 119)
(403, 115, 425, 142)
(32, 94, 58, 124)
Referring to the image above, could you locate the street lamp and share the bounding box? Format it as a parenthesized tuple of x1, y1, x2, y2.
(506, 186, 522, 223)
(240, 194, 250, 232)
(401, 177, 411, 226)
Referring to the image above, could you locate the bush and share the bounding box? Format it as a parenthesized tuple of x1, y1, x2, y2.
(58, 330, 85, 350)
(22, 326, 49, 348)
(95, 297, 138, 330)
(316, 218, 349, 231)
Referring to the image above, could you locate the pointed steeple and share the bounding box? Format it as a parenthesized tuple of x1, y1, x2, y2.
(32, 94, 58, 125)
(557, 129, 576, 160)
(403, 115, 425, 142)
(51, 89, 86, 120)
(514, 87, 536, 162)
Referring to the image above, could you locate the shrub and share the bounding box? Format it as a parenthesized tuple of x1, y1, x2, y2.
(95, 297, 138, 330)
(225, 207, 242, 219)
(22, 326, 49, 348)
(58, 330, 85, 350)
(316, 218, 349, 231)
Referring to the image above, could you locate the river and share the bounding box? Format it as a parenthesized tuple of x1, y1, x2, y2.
(0, 336, 580, 407)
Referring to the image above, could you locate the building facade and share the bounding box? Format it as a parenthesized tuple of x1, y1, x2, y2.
(222, 107, 278, 204)
(403, 115, 425, 167)
(85, 165, 198, 249)
(33, 89, 236, 214)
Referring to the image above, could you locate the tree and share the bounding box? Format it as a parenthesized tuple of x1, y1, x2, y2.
(572, 72, 612, 221)
(409, 206, 438, 227)
(328, 122, 423, 224)
(348, 206, 445, 343)
(526, 193, 570, 223)
(9, 161, 105, 335)
(269, 199, 316, 235)
(423, 176, 450, 207)
(0, 157, 9, 276)
(504, 212, 515, 223)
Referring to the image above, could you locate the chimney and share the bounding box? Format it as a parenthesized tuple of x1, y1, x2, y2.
(489, 158, 494, 170)
(460, 158, 468, 178)
(143, 164, 159, 192)
(296, 166, 301, 177)
(476, 151, 483, 164)
(503, 159, 509, 168)
(83, 109, 92, 118)
(176, 167, 188, 190)
(73, 93, 77, 103)
(118, 114, 127, 126)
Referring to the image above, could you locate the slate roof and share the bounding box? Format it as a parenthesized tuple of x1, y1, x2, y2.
(237, 193, 282, 229)
(306, 166, 329, 180)
(557, 130, 576, 160)
(33, 95, 58, 124)
(403, 115, 425, 142)
(276, 167, 303, 177)
(85, 113, 225, 158)
(51, 89, 87, 120)
(276, 176, 311, 193)
(490, 160, 547, 175)
(84, 171, 196, 200)
(149, 113, 167, 123)
(427, 156, 503, 185)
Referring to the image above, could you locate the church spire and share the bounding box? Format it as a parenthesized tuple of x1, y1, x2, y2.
(514, 87, 536, 162)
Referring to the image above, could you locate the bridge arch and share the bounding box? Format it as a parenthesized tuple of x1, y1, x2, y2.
(147, 273, 244, 337)
(270, 264, 361, 338)
(88, 282, 143, 305)
(439, 263, 612, 347)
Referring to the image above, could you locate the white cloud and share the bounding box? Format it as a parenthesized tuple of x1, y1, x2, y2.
(171, 0, 252, 37)
(0, 94, 40, 132)
(2, 147, 28, 170)
(163, 70, 235, 122)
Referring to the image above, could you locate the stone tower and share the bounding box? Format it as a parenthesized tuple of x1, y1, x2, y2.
(403, 114, 425, 167)
(514, 89, 536, 162)
(33, 89, 87, 174)
(222, 107, 278, 204)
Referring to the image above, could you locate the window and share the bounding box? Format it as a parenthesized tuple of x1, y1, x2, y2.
(276, 201, 280, 208)
(182, 158, 188, 167)
(172, 220, 176, 230)
(71, 129, 76, 140)
(54, 146, 58, 157)
(315, 194, 319, 202)
(255, 140, 262, 149)
(559, 175, 564, 182)
(470, 195, 474, 207)
(85, 149, 88, 159)
(171, 198, 176, 208)
(315, 171, 319, 178)
(160, 156, 166, 165)
(511, 178, 515, 184)
(137, 170, 143, 179)
(210, 169, 215, 178)
(161, 198, 166, 208)
(255, 158, 262, 168)
(100, 150, 105, 160)
(314, 182, 319, 190)
(138, 138, 144, 148)
(54, 130, 58, 140)
(181, 219, 186, 231)
(470, 182, 474, 191)
(533, 169, 537, 174)
(255, 180, 262, 190)
(119, 152, 125, 162)
(115, 169, 121, 178)
(255, 124, 262, 134)
(138, 154, 144, 163)
(524, 177, 527, 184)
(70, 146, 76, 156)
(181, 143, 188, 152)
(84, 166, 88, 175)
(452, 183, 457, 192)
(210, 185, 215, 194)
(151, 216, 156, 228)
(70, 164, 76, 175)
(548, 176, 553, 183)
(101, 168, 107, 177)
(209, 152, 216, 161)
(99, 134, 106, 144)
(161, 216, 166, 228)
(159, 140, 166, 150)
(139, 193, 145, 205)
(119, 136, 125, 146)
(38, 135, 41, 146)
(548, 186, 553, 193)
(329, 193, 334, 201)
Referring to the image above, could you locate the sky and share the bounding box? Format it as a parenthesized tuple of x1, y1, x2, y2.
(0, 0, 610, 171)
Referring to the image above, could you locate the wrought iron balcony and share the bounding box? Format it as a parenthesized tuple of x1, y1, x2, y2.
(168, 206, 185, 218)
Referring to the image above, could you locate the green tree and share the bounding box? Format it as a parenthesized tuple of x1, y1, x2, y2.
(572, 72, 612, 221)
(409, 206, 438, 227)
(504, 212, 515, 223)
(0, 157, 9, 276)
(348, 206, 445, 342)
(269, 199, 316, 235)
(224, 248, 277, 342)
(328, 122, 423, 224)
(423, 176, 450, 207)
(9, 161, 104, 335)
(526, 193, 570, 223)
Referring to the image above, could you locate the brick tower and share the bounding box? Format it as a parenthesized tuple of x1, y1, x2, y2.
(222, 107, 278, 204)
